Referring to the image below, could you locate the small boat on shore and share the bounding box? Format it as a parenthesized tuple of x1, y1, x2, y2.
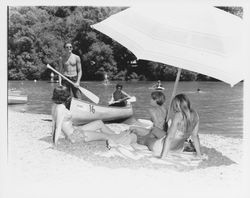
(8, 93, 28, 104)
(70, 98, 133, 125)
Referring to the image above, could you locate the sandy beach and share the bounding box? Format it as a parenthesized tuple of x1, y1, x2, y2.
(4, 110, 248, 198)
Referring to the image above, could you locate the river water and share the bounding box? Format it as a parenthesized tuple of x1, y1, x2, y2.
(8, 80, 243, 137)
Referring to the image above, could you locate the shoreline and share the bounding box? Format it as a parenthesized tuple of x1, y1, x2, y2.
(5, 110, 246, 198)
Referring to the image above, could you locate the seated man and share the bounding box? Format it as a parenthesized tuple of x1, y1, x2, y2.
(109, 84, 131, 107)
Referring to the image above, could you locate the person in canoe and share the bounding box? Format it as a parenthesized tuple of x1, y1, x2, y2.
(109, 84, 132, 107)
(140, 93, 203, 159)
(152, 80, 164, 90)
(58, 42, 82, 99)
(51, 86, 137, 146)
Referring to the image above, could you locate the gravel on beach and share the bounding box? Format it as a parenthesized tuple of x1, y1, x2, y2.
(4, 110, 249, 198)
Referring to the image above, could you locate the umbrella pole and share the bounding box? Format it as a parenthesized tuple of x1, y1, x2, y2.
(161, 67, 181, 158)
(166, 68, 182, 120)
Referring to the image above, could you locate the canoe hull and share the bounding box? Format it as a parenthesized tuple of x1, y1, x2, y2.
(155, 87, 165, 91)
(149, 87, 165, 91)
(70, 98, 134, 125)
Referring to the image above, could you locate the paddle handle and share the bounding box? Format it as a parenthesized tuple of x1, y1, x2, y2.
(47, 64, 76, 86)
(47, 64, 100, 104)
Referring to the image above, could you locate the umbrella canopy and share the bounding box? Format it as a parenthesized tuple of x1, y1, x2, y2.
(91, 5, 245, 86)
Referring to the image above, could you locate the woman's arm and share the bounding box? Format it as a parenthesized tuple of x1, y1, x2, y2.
(53, 106, 65, 145)
(191, 121, 202, 157)
(51, 104, 56, 136)
(161, 113, 181, 158)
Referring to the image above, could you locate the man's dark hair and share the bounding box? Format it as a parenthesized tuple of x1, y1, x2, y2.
(64, 42, 72, 48)
(52, 86, 71, 104)
(116, 84, 123, 89)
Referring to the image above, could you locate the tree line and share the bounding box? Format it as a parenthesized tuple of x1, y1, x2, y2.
(8, 6, 243, 81)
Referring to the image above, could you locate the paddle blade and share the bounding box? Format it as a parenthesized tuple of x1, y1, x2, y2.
(79, 87, 100, 104)
(127, 96, 136, 103)
(47, 64, 100, 104)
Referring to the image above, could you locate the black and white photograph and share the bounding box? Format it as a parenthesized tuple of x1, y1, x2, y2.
(1, 0, 250, 198)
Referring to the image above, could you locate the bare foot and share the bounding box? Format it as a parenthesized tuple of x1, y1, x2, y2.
(106, 139, 118, 149)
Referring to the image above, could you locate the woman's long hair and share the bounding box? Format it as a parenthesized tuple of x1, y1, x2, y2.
(171, 94, 192, 132)
(52, 86, 72, 109)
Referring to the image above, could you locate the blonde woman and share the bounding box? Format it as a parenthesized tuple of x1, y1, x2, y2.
(149, 94, 202, 158)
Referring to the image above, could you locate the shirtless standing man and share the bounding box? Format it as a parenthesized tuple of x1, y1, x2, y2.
(59, 42, 82, 99)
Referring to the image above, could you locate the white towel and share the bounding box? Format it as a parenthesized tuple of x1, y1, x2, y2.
(95, 123, 206, 167)
(95, 143, 206, 167)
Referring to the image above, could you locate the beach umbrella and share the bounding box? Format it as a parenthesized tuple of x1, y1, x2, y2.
(91, 5, 245, 118)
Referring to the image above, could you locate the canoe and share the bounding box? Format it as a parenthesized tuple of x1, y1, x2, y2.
(8, 94, 28, 104)
(70, 98, 134, 125)
(155, 87, 165, 91)
(149, 86, 165, 91)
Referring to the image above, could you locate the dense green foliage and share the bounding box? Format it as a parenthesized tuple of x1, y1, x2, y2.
(8, 6, 242, 81)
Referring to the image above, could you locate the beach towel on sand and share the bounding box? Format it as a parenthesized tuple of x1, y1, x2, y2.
(95, 123, 207, 167)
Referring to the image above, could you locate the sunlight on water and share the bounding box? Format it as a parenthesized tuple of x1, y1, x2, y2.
(8, 80, 243, 137)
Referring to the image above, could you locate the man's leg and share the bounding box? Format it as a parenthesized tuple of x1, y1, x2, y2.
(69, 76, 83, 99)
(61, 79, 72, 94)
(72, 87, 83, 99)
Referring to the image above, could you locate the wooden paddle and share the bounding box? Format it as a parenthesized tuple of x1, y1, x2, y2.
(47, 64, 100, 104)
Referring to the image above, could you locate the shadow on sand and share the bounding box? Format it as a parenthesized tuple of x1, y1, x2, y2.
(40, 135, 236, 172)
